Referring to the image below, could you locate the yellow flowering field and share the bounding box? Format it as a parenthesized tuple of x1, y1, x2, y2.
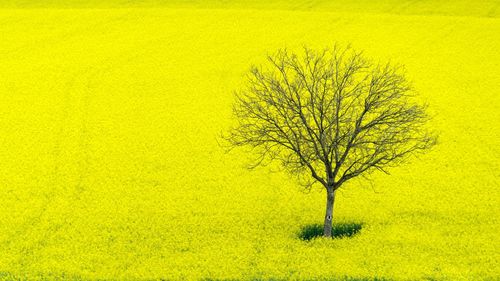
(0, 1, 499, 280)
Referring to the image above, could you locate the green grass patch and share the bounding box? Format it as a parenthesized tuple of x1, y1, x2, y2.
(298, 222, 363, 241)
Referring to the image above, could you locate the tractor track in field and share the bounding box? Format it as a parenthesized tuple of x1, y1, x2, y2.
(0, 11, 136, 268)
(6, 66, 90, 268)
(9, 63, 108, 268)
(4, 21, 182, 269)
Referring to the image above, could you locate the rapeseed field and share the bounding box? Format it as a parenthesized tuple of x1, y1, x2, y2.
(0, 1, 498, 280)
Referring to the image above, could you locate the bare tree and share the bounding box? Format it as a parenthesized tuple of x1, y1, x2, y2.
(222, 46, 437, 237)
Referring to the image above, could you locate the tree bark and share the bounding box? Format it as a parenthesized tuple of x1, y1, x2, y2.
(323, 188, 336, 237)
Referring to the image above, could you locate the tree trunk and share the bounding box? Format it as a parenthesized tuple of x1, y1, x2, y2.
(323, 188, 336, 237)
